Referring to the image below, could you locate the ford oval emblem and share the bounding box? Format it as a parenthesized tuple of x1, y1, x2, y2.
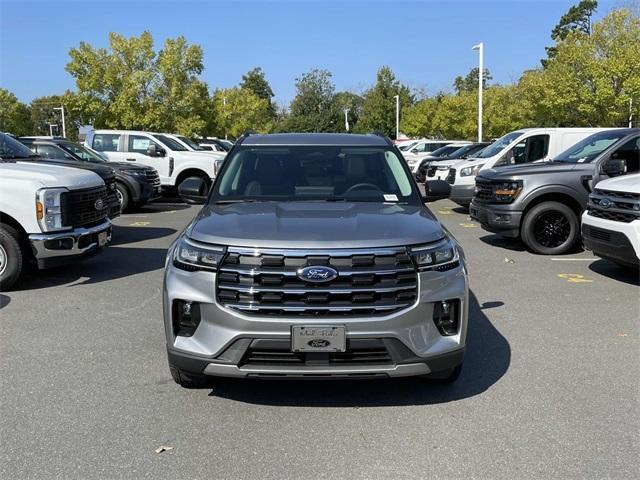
(94, 198, 104, 211)
(599, 198, 612, 209)
(297, 266, 338, 283)
(308, 339, 331, 348)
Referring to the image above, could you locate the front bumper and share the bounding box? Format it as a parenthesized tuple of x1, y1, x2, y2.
(470, 200, 522, 238)
(449, 184, 475, 206)
(29, 220, 112, 269)
(163, 262, 469, 379)
(581, 212, 640, 267)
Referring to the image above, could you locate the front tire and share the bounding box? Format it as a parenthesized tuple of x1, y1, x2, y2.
(170, 366, 214, 389)
(521, 201, 579, 255)
(116, 183, 131, 213)
(0, 225, 24, 292)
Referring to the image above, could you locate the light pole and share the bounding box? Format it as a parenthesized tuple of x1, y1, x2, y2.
(223, 96, 228, 140)
(48, 124, 58, 136)
(472, 42, 484, 142)
(53, 106, 66, 138)
(393, 94, 400, 140)
(344, 108, 350, 132)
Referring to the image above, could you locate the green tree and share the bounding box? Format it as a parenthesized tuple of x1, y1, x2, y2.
(240, 67, 276, 117)
(66, 31, 212, 135)
(453, 68, 492, 94)
(286, 69, 337, 132)
(212, 87, 272, 139)
(332, 91, 364, 133)
(401, 96, 441, 138)
(0, 89, 33, 135)
(544, 0, 598, 65)
(357, 66, 413, 138)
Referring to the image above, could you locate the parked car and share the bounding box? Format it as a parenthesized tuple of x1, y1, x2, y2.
(163, 133, 468, 387)
(582, 172, 640, 269)
(85, 129, 224, 195)
(470, 128, 639, 255)
(404, 142, 472, 175)
(440, 128, 614, 207)
(17, 138, 121, 219)
(192, 137, 232, 153)
(416, 143, 490, 182)
(0, 133, 112, 291)
(19, 137, 160, 212)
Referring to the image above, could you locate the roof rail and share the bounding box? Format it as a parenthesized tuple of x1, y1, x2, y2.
(369, 131, 394, 146)
(235, 130, 258, 146)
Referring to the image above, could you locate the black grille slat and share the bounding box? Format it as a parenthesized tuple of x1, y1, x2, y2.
(587, 208, 638, 223)
(446, 168, 456, 184)
(61, 186, 109, 228)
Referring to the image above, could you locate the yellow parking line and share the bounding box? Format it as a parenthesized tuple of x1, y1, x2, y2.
(557, 273, 593, 283)
(128, 221, 151, 227)
(459, 223, 478, 228)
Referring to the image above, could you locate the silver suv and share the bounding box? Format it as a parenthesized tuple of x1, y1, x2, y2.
(163, 133, 469, 387)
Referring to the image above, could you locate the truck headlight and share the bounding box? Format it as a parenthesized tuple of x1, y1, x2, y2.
(36, 187, 68, 232)
(173, 236, 225, 272)
(492, 181, 523, 203)
(410, 238, 460, 272)
(460, 164, 485, 177)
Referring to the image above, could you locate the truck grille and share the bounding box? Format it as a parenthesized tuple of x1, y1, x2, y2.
(587, 190, 640, 223)
(144, 169, 161, 186)
(473, 179, 494, 202)
(446, 168, 456, 184)
(105, 179, 120, 218)
(216, 246, 418, 317)
(427, 166, 437, 177)
(61, 186, 109, 228)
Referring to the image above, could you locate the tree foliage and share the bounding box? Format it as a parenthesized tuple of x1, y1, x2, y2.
(240, 67, 276, 117)
(212, 88, 272, 138)
(453, 68, 492, 94)
(544, 0, 598, 64)
(285, 69, 337, 132)
(356, 66, 413, 138)
(0, 89, 33, 136)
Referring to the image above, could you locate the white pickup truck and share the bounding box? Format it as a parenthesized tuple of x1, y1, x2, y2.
(85, 129, 225, 193)
(1, 133, 112, 291)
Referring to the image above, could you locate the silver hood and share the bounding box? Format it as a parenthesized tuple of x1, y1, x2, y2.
(187, 201, 446, 249)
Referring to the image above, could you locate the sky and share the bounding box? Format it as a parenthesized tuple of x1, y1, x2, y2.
(0, 0, 618, 106)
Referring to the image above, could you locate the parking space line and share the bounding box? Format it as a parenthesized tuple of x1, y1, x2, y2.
(557, 273, 594, 283)
(551, 258, 593, 261)
(128, 221, 151, 227)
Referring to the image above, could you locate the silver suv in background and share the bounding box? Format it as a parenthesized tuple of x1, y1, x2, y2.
(163, 133, 469, 387)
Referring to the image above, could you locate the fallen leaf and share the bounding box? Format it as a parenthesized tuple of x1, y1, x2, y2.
(155, 446, 174, 454)
(617, 333, 629, 337)
(504, 257, 515, 264)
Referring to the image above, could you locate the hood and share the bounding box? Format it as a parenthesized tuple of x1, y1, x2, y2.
(594, 173, 640, 194)
(187, 201, 445, 249)
(432, 158, 468, 169)
(18, 158, 116, 180)
(5, 162, 104, 189)
(184, 150, 226, 160)
(106, 162, 155, 171)
(478, 161, 584, 180)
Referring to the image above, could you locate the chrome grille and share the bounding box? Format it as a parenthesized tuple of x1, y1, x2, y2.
(216, 246, 418, 317)
(446, 168, 456, 184)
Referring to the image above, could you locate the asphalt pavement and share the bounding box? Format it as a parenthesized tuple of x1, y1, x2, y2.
(1, 199, 638, 480)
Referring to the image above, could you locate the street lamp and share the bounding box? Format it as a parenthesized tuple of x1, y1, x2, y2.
(53, 106, 66, 138)
(48, 124, 58, 136)
(393, 94, 400, 140)
(344, 108, 350, 132)
(472, 42, 484, 142)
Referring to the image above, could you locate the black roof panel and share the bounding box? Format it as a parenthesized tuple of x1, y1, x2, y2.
(240, 133, 390, 146)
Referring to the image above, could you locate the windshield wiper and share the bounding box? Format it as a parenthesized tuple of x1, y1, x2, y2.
(214, 199, 258, 204)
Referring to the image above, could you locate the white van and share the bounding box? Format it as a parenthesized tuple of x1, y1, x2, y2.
(434, 128, 613, 206)
(86, 129, 225, 192)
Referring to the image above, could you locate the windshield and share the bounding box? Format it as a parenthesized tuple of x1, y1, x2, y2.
(552, 130, 628, 163)
(0, 133, 39, 160)
(176, 135, 205, 151)
(59, 142, 106, 162)
(399, 141, 418, 151)
(430, 145, 462, 157)
(476, 131, 524, 158)
(154, 134, 188, 151)
(212, 146, 421, 204)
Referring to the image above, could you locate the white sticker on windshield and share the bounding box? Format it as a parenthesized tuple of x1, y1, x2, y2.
(384, 194, 399, 202)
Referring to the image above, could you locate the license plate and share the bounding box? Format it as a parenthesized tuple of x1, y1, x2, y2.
(98, 231, 108, 247)
(291, 325, 346, 352)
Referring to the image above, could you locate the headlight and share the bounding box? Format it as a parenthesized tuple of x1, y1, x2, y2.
(410, 237, 460, 272)
(36, 187, 68, 232)
(492, 180, 523, 203)
(460, 164, 485, 177)
(173, 236, 225, 272)
(214, 159, 224, 177)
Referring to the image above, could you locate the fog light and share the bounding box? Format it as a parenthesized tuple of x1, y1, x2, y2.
(173, 300, 201, 337)
(433, 300, 460, 336)
(495, 213, 511, 223)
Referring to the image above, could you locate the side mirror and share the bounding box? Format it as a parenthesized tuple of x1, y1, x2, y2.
(178, 177, 209, 204)
(423, 180, 451, 202)
(602, 157, 626, 177)
(147, 144, 157, 157)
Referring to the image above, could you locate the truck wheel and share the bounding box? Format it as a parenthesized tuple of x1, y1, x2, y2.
(178, 175, 211, 204)
(0, 225, 24, 292)
(521, 201, 579, 255)
(169, 366, 213, 389)
(422, 364, 463, 384)
(116, 183, 131, 213)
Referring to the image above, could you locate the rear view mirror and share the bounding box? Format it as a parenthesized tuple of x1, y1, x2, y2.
(423, 180, 451, 202)
(602, 158, 626, 177)
(178, 177, 209, 204)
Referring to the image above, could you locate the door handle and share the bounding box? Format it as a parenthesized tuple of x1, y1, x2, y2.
(125, 158, 136, 162)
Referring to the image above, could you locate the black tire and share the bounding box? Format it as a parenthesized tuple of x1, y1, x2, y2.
(116, 183, 131, 213)
(169, 366, 213, 389)
(521, 201, 579, 255)
(178, 175, 211, 204)
(422, 364, 463, 384)
(0, 225, 24, 292)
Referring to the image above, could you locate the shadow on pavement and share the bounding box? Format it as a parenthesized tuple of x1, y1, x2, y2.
(588, 259, 640, 286)
(110, 225, 177, 246)
(479, 234, 526, 252)
(0, 294, 10, 309)
(452, 206, 469, 214)
(207, 292, 511, 406)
